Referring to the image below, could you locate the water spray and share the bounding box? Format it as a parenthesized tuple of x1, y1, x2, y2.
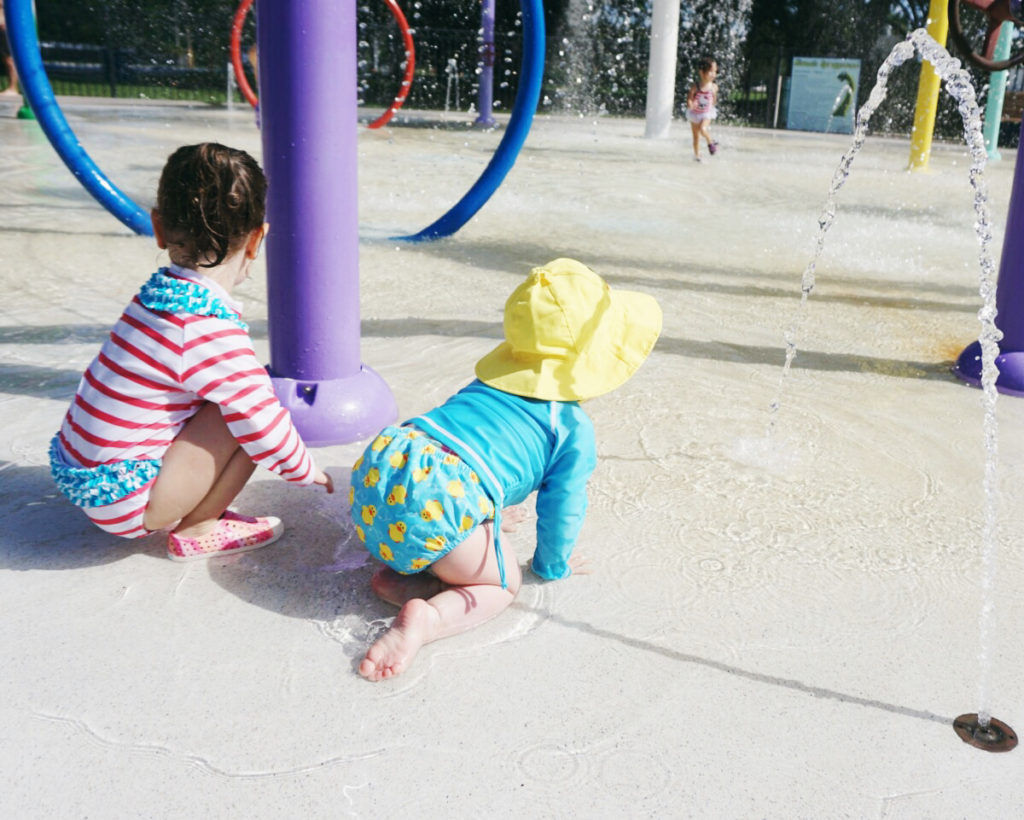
(770, 28, 1018, 750)
(953, 714, 1018, 752)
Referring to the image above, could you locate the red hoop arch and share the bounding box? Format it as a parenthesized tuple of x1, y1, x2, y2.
(230, 0, 258, 108)
(367, 0, 416, 128)
(230, 0, 415, 128)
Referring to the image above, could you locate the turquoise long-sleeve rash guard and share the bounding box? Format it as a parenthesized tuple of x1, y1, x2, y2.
(408, 379, 597, 581)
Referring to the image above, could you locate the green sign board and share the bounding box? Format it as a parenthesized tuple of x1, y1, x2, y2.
(787, 56, 861, 134)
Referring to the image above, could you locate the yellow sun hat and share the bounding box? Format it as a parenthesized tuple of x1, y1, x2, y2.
(475, 258, 662, 402)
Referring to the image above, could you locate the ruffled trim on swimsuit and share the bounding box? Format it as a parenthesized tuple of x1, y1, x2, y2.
(49, 435, 161, 508)
(138, 268, 248, 331)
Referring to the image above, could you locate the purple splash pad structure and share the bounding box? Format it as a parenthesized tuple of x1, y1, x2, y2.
(954, 116, 1024, 395)
(270, 368, 398, 448)
(473, 0, 497, 129)
(257, 0, 397, 444)
(953, 341, 1024, 395)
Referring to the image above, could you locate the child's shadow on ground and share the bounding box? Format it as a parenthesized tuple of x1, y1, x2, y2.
(0, 461, 165, 570)
(207, 478, 555, 668)
(2, 462, 550, 673)
(0, 461, 372, 616)
(0, 459, 382, 618)
(202, 473, 397, 648)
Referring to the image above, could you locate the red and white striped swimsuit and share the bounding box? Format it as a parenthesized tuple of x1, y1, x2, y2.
(51, 265, 316, 538)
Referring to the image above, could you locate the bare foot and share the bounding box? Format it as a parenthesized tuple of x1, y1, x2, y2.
(501, 504, 528, 533)
(370, 565, 444, 607)
(359, 598, 438, 681)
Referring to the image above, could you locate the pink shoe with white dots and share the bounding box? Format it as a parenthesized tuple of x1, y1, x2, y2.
(167, 510, 284, 561)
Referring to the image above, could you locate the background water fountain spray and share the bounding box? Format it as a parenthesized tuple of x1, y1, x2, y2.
(766, 28, 1004, 729)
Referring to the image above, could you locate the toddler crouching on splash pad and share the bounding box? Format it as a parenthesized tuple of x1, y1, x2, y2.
(49, 143, 334, 559)
(349, 258, 662, 680)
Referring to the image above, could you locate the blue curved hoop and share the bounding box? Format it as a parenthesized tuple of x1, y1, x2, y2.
(4, 0, 154, 235)
(395, 0, 544, 242)
(5, 0, 541, 243)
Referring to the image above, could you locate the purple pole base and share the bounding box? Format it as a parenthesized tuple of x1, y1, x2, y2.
(956, 115, 1024, 397)
(473, 111, 498, 129)
(952, 340, 1024, 397)
(270, 365, 397, 447)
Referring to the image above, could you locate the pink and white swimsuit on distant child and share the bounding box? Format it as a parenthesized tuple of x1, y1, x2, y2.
(686, 88, 716, 123)
(49, 264, 316, 538)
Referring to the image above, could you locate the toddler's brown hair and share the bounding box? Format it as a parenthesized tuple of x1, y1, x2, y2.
(156, 143, 267, 268)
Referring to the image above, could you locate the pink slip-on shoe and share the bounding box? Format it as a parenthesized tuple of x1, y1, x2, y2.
(167, 511, 284, 561)
(708, 141, 719, 155)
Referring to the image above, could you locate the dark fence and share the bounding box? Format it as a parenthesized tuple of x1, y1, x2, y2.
(34, 41, 224, 99)
(7, 27, 996, 145)
(24, 30, 777, 121)
(17, 29, 523, 108)
(360, 26, 524, 113)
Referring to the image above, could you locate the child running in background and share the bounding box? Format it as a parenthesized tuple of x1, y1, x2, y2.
(350, 258, 662, 680)
(49, 143, 333, 560)
(686, 56, 719, 162)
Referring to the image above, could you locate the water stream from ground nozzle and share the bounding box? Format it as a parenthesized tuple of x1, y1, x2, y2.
(766, 28, 1002, 726)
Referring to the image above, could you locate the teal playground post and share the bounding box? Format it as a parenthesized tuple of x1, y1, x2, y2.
(983, 22, 1014, 160)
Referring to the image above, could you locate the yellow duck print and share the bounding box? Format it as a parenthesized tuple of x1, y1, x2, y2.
(388, 521, 407, 542)
(422, 443, 437, 455)
(378, 542, 394, 562)
(352, 455, 363, 472)
(355, 524, 366, 543)
(446, 479, 465, 498)
(424, 535, 447, 552)
(460, 515, 475, 532)
(469, 471, 480, 483)
(371, 434, 393, 452)
(412, 465, 432, 483)
(386, 485, 407, 505)
(442, 453, 459, 466)
(410, 558, 431, 571)
(361, 504, 377, 525)
(348, 486, 355, 505)
(420, 499, 444, 521)
(477, 496, 492, 515)
(363, 467, 381, 488)
(389, 451, 408, 469)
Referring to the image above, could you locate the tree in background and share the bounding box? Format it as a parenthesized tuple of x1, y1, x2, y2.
(392, 0, 575, 113)
(676, 0, 752, 113)
(27, 0, 986, 132)
(36, 0, 239, 67)
(743, 0, 897, 93)
(740, 0, 990, 135)
(545, 0, 752, 116)
(890, 0, 930, 31)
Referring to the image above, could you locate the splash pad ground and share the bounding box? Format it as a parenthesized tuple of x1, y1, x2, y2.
(3, 94, 1024, 817)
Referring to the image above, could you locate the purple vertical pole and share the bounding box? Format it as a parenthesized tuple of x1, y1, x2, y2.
(257, 0, 396, 444)
(954, 115, 1024, 396)
(474, 0, 497, 128)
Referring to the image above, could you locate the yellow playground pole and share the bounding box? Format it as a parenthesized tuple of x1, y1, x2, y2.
(909, 0, 950, 170)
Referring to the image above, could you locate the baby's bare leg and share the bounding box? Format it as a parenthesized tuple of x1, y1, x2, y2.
(359, 522, 522, 681)
(373, 507, 523, 607)
(370, 565, 445, 607)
